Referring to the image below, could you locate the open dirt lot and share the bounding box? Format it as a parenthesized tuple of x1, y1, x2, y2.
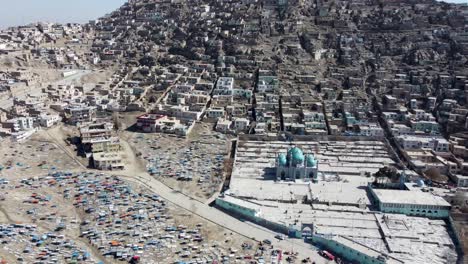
(0, 174, 292, 262)
(122, 122, 231, 202)
(0, 110, 316, 264)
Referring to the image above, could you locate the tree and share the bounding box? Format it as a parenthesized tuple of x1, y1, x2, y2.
(424, 168, 448, 183)
(112, 113, 121, 131)
(223, 158, 234, 180)
(374, 166, 400, 186)
(138, 55, 156, 67)
(452, 191, 468, 213)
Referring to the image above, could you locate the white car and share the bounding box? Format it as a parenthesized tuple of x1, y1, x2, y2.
(274, 234, 285, 240)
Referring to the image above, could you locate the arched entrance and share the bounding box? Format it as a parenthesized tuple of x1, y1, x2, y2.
(280, 171, 286, 181)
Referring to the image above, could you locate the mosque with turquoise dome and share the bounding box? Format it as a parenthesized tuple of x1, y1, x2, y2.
(275, 146, 318, 182)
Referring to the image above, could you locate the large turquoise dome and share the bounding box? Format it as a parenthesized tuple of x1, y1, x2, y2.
(306, 154, 317, 167)
(288, 147, 304, 166)
(277, 153, 287, 167)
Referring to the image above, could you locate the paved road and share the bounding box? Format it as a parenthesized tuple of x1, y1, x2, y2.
(41, 128, 329, 263)
(118, 174, 328, 264)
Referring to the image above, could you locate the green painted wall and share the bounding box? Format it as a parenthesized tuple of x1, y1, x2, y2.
(215, 198, 302, 238)
(367, 186, 450, 219)
(311, 235, 386, 264)
(380, 204, 449, 218)
(215, 198, 257, 218)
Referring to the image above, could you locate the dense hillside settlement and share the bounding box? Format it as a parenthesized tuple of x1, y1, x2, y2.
(0, 0, 468, 263)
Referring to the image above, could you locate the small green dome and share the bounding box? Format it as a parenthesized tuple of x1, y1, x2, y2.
(306, 155, 317, 167)
(277, 153, 287, 167)
(288, 147, 304, 166)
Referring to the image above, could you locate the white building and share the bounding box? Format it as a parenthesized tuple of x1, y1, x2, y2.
(2, 117, 35, 132)
(64, 105, 96, 125)
(257, 76, 279, 93)
(17, 117, 35, 131)
(216, 118, 232, 133)
(93, 152, 124, 170)
(303, 111, 325, 122)
(38, 114, 61, 128)
(11, 130, 36, 142)
(450, 174, 468, 187)
(358, 123, 384, 137)
(233, 117, 250, 131)
(206, 107, 225, 119)
(214, 77, 234, 94)
(397, 135, 450, 152)
(390, 123, 412, 136)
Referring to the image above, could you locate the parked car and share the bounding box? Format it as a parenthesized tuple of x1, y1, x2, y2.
(274, 234, 285, 240)
(319, 250, 335, 261)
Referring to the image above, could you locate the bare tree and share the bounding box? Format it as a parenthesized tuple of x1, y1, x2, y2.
(424, 168, 448, 183)
(112, 113, 120, 131)
(374, 166, 400, 185)
(223, 158, 234, 179)
(452, 191, 468, 213)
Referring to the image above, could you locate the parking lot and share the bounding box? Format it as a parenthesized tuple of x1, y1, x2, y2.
(125, 122, 230, 201)
(0, 126, 327, 264)
(0, 134, 310, 264)
(0, 168, 303, 264)
(0, 134, 82, 180)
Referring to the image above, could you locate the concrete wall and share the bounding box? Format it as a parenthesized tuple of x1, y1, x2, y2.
(215, 198, 300, 237)
(379, 203, 449, 218)
(215, 198, 257, 218)
(310, 235, 387, 264)
(239, 134, 386, 143)
(447, 216, 464, 264)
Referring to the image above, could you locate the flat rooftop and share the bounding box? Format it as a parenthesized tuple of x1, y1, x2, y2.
(332, 236, 399, 263)
(218, 195, 457, 264)
(221, 137, 457, 264)
(230, 138, 395, 204)
(94, 152, 122, 161)
(372, 189, 451, 207)
(234, 140, 395, 179)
